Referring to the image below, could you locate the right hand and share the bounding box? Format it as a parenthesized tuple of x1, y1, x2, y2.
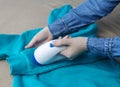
(25, 26, 53, 48)
(52, 36, 87, 60)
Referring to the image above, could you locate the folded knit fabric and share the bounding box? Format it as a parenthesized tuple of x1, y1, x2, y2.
(0, 5, 120, 87)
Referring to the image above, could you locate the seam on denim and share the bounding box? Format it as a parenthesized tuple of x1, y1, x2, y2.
(73, 9, 82, 19)
(105, 38, 113, 59)
(61, 18, 68, 34)
(108, 38, 113, 59)
(104, 38, 109, 58)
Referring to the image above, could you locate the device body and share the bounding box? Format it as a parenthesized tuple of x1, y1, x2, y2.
(33, 40, 66, 65)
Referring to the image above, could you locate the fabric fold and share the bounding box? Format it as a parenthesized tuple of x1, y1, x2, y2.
(2, 5, 98, 75)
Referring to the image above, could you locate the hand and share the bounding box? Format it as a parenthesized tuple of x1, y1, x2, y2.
(52, 36, 88, 60)
(25, 26, 53, 48)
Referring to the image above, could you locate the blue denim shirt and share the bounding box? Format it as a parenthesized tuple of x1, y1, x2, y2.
(48, 0, 120, 38)
(48, 0, 120, 59)
(87, 37, 120, 59)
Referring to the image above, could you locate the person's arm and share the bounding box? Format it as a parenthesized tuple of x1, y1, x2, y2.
(48, 0, 120, 39)
(52, 36, 120, 62)
(87, 37, 120, 61)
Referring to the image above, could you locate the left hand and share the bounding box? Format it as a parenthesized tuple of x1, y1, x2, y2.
(25, 26, 53, 48)
(52, 36, 88, 60)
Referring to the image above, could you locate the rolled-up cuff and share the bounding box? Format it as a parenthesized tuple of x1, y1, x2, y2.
(87, 37, 112, 58)
(48, 18, 69, 39)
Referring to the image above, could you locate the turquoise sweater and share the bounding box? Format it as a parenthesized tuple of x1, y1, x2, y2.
(0, 5, 120, 87)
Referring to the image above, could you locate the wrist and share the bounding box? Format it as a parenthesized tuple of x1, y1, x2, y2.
(77, 37, 88, 52)
(44, 26, 53, 40)
(87, 37, 106, 57)
(83, 37, 88, 51)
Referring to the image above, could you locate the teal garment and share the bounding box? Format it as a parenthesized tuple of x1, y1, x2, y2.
(0, 5, 120, 87)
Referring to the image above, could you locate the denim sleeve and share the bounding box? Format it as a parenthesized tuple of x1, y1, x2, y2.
(87, 37, 120, 59)
(48, 0, 120, 39)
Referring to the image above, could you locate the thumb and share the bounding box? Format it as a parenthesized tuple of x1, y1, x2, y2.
(25, 39, 36, 48)
(52, 39, 71, 47)
(25, 36, 38, 48)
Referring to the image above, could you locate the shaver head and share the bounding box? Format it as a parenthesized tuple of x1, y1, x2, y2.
(32, 55, 42, 66)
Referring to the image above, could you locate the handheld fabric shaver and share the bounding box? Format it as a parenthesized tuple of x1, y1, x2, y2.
(33, 40, 66, 65)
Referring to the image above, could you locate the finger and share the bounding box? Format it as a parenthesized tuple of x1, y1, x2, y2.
(60, 48, 73, 60)
(40, 38, 51, 46)
(58, 36, 62, 39)
(52, 39, 71, 47)
(33, 36, 52, 47)
(63, 35, 71, 39)
(68, 36, 72, 39)
(25, 36, 37, 48)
